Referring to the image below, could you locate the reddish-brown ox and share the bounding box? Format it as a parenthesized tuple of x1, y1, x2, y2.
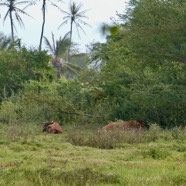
(42, 121, 62, 134)
(102, 120, 143, 131)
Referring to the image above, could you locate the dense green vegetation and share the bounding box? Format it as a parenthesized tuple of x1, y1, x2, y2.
(0, 0, 186, 184)
(0, 0, 185, 127)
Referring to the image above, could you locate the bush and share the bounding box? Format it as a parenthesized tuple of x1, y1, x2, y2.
(143, 147, 171, 160)
(145, 123, 162, 142)
(171, 126, 186, 142)
(0, 101, 18, 124)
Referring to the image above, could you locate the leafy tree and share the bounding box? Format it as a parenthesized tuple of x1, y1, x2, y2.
(0, 73, 109, 124)
(117, 0, 186, 64)
(0, 47, 53, 99)
(88, 0, 186, 127)
(58, 1, 90, 61)
(91, 42, 186, 127)
(0, 0, 33, 41)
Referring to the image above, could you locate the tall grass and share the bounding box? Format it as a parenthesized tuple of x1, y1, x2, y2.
(67, 124, 186, 149)
(0, 123, 186, 186)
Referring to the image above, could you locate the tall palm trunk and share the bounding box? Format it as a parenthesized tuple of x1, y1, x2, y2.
(10, 12, 14, 41)
(39, 0, 46, 51)
(68, 19, 73, 62)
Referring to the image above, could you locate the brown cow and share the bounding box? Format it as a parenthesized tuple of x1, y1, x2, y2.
(42, 121, 62, 134)
(102, 120, 143, 131)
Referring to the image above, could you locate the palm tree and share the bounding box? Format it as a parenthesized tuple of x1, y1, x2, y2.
(44, 32, 81, 79)
(0, 0, 33, 42)
(39, 0, 63, 51)
(44, 32, 70, 59)
(58, 1, 91, 62)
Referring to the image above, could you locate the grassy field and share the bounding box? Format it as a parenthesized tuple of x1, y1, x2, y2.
(0, 123, 186, 186)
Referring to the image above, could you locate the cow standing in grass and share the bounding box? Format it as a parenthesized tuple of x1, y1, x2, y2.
(102, 120, 143, 131)
(42, 121, 62, 134)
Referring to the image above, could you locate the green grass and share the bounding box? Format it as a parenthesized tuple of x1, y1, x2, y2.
(0, 123, 185, 186)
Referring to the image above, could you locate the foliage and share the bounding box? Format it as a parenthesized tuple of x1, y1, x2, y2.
(92, 52, 186, 126)
(44, 32, 76, 78)
(44, 33, 88, 79)
(0, 58, 185, 127)
(0, 0, 186, 129)
(0, 47, 53, 99)
(88, 0, 186, 127)
(118, 0, 186, 64)
(0, 101, 17, 124)
(44, 32, 71, 59)
(58, 1, 90, 40)
(0, 76, 99, 123)
(70, 53, 89, 69)
(0, 32, 12, 50)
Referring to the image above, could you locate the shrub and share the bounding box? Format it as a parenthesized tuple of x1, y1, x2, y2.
(0, 101, 18, 124)
(143, 148, 171, 160)
(145, 123, 162, 141)
(67, 131, 89, 146)
(171, 126, 186, 142)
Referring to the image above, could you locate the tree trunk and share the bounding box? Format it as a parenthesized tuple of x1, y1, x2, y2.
(10, 11, 14, 41)
(67, 19, 73, 62)
(39, 0, 46, 51)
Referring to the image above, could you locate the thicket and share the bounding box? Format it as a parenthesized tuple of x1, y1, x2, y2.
(0, 0, 186, 127)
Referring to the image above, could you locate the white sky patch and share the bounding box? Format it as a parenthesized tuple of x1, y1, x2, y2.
(0, 0, 127, 52)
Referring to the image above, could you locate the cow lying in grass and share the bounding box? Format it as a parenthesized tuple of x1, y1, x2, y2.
(102, 120, 143, 131)
(42, 121, 62, 134)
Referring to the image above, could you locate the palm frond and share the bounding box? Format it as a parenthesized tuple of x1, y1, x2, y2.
(52, 33, 56, 53)
(15, 12, 25, 28)
(3, 10, 10, 24)
(63, 62, 82, 74)
(58, 1, 90, 39)
(43, 36, 55, 55)
(15, 7, 32, 18)
(44, 32, 71, 57)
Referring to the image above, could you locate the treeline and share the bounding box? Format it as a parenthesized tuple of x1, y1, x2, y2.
(0, 0, 185, 128)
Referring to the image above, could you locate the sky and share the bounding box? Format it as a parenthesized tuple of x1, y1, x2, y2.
(0, 0, 127, 52)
